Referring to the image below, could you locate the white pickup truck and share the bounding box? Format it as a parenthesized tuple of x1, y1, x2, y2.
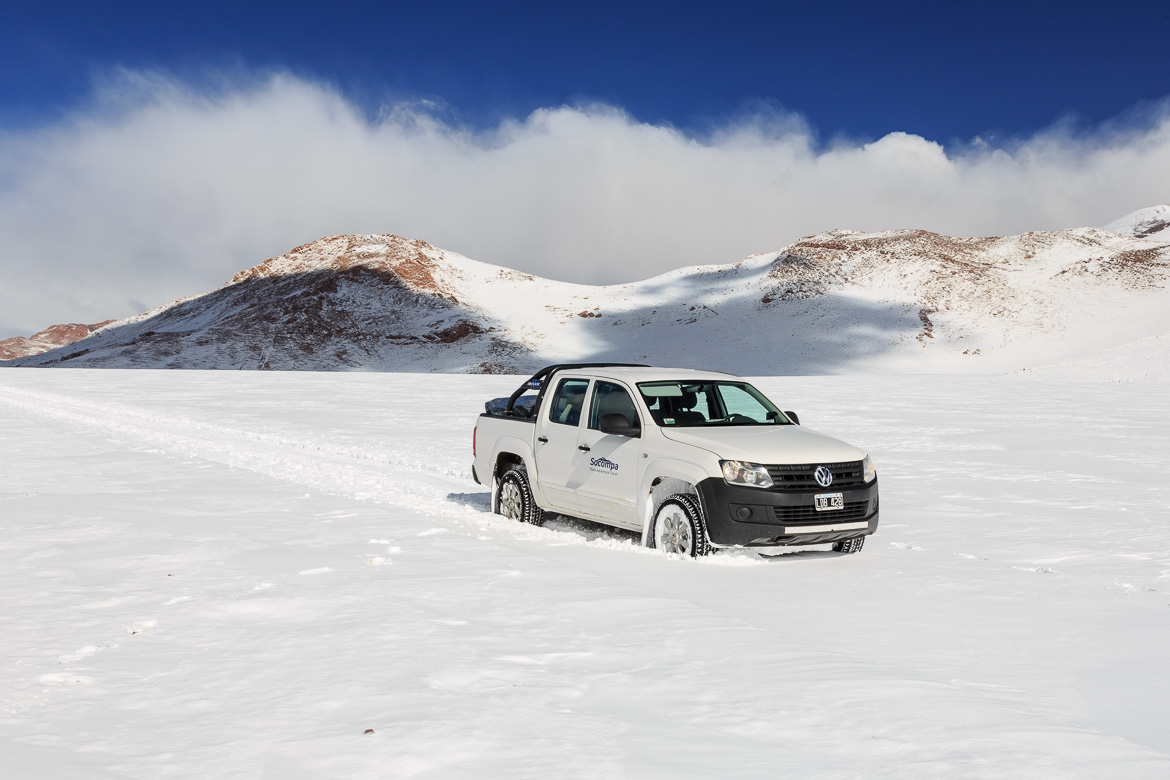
(472, 363, 878, 556)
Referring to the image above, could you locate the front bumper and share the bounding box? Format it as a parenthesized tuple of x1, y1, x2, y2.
(695, 477, 879, 547)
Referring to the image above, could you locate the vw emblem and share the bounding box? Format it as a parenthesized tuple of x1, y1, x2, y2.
(814, 466, 834, 487)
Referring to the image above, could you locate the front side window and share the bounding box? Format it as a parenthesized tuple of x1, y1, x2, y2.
(637, 381, 790, 427)
(719, 384, 768, 420)
(588, 381, 641, 435)
(548, 378, 590, 426)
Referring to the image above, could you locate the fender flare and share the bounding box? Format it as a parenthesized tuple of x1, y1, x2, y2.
(638, 458, 717, 547)
(488, 436, 549, 510)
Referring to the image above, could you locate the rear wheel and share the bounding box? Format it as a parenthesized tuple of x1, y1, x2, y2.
(652, 495, 710, 557)
(498, 467, 545, 526)
(832, 536, 865, 554)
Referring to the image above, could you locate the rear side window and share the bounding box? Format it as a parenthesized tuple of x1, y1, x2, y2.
(588, 381, 641, 432)
(548, 378, 590, 426)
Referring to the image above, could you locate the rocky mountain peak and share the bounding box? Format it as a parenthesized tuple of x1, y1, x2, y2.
(0, 321, 114, 361)
(1104, 205, 1170, 242)
(228, 234, 457, 301)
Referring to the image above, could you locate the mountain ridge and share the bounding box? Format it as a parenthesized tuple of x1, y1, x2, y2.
(5, 208, 1170, 376)
(0, 321, 114, 361)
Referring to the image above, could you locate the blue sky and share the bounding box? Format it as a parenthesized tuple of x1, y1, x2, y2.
(6, 0, 1168, 141)
(1, 1, 1169, 335)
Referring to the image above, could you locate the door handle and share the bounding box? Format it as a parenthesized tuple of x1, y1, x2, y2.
(578, 444, 591, 452)
(537, 436, 548, 444)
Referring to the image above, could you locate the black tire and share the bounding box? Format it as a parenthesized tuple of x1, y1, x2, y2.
(651, 495, 710, 557)
(833, 536, 865, 554)
(497, 467, 545, 526)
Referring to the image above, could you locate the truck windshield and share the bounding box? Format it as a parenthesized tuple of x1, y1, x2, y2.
(636, 381, 791, 427)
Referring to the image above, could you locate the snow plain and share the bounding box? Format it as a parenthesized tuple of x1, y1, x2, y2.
(2, 368, 1169, 778)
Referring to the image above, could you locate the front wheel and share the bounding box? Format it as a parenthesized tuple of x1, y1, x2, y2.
(497, 467, 545, 526)
(651, 495, 710, 557)
(832, 536, 865, 554)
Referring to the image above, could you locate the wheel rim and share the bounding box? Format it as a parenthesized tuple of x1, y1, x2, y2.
(655, 505, 693, 555)
(500, 479, 523, 521)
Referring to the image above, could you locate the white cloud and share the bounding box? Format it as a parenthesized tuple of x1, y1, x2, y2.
(1, 69, 1168, 333)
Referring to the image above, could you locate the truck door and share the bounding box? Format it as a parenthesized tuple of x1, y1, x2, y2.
(533, 376, 591, 514)
(573, 380, 644, 529)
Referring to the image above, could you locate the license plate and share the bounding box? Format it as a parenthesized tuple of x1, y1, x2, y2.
(814, 493, 844, 511)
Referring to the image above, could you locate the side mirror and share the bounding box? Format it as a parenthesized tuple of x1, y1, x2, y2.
(784, 410, 800, 425)
(600, 413, 640, 437)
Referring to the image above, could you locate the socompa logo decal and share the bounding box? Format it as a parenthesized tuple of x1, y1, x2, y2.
(814, 466, 834, 487)
(589, 456, 619, 474)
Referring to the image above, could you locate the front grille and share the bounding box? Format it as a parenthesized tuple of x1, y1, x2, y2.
(773, 500, 871, 525)
(766, 461, 867, 491)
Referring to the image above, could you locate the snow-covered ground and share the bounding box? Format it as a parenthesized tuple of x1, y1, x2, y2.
(1017, 331, 1170, 383)
(2, 369, 1169, 778)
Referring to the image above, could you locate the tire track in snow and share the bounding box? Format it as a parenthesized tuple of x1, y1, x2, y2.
(0, 383, 756, 562)
(0, 385, 463, 513)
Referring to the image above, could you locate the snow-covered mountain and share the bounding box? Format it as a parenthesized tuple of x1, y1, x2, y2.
(5, 213, 1170, 375)
(1105, 204, 1170, 242)
(0, 321, 113, 361)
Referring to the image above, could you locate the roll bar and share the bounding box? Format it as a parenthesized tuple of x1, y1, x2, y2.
(504, 363, 649, 415)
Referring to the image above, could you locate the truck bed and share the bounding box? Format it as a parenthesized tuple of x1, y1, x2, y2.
(483, 395, 539, 419)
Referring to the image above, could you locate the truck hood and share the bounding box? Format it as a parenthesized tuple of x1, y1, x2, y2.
(659, 425, 866, 464)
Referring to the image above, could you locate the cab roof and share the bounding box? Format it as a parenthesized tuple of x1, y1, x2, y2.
(550, 365, 740, 384)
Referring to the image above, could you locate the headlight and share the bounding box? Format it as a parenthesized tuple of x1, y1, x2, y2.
(863, 454, 876, 483)
(720, 460, 774, 488)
